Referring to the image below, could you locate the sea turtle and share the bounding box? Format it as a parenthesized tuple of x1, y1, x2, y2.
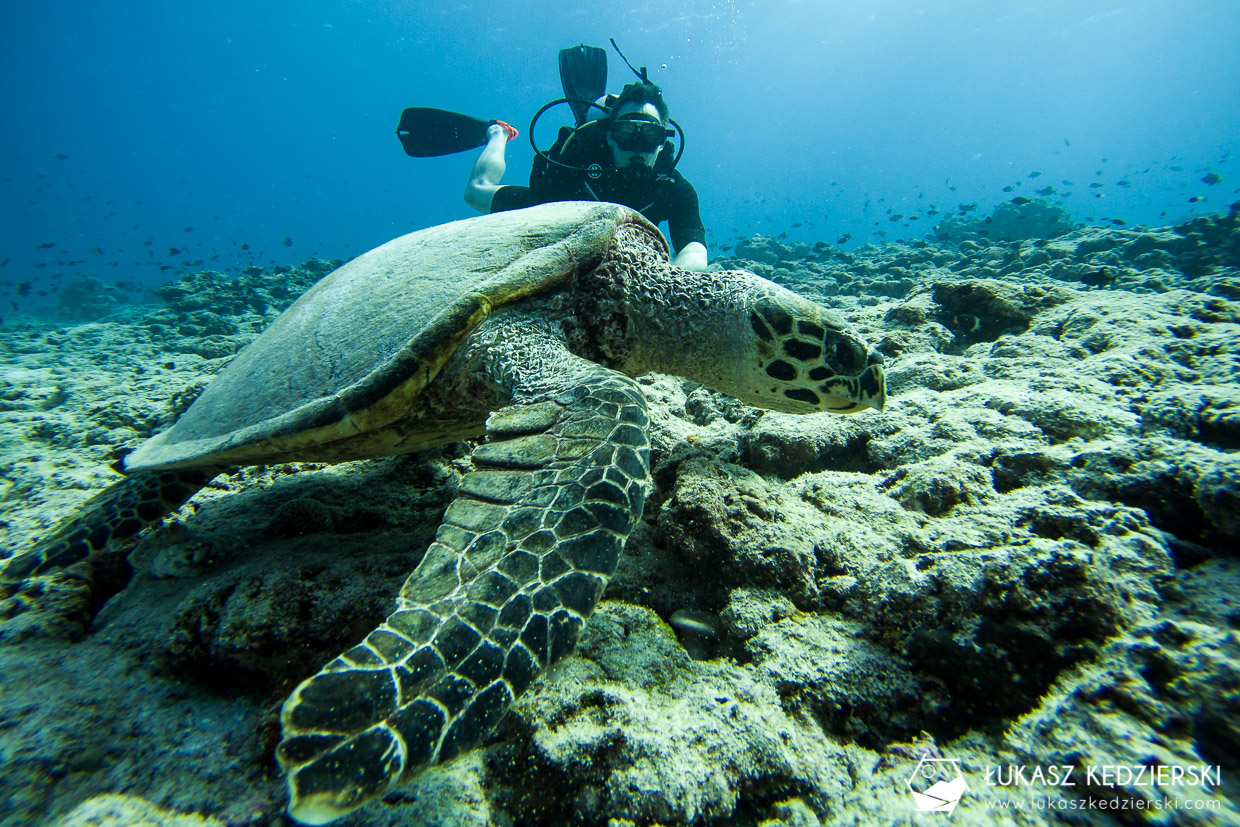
(1, 201, 885, 824)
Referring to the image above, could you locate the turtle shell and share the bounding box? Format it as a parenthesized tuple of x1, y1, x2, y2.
(124, 202, 664, 472)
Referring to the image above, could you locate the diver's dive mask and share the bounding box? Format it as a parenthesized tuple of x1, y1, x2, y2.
(610, 115, 673, 153)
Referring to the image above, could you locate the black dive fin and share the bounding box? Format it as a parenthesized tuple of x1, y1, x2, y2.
(559, 44, 608, 126)
(396, 107, 493, 157)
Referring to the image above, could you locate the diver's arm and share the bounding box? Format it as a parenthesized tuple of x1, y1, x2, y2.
(665, 175, 707, 271)
(672, 241, 708, 271)
(464, 124, 511, 213)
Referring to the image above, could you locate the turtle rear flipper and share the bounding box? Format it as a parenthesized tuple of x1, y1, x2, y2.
(2, 467, 219, 581)
(277, 319, 651, 824)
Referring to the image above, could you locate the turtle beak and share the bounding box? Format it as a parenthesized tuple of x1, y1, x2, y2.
(859, 353, 887, 411)
(817, 356, 885, 413)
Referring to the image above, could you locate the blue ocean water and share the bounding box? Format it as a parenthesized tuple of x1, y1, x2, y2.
(2, 0, 1238, 304)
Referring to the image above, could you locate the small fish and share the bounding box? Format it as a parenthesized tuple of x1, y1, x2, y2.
(1188, 196, 1203, 203)
(1170, 165, 1183, 172)
(241, 243, 250, 251)
(1011, 197, 1031, 205)
(1110, 219, 1127, 226)
(36, 242, 56, 249)
(1089, 182, 1103, 189)
(926, 209, 939, 216)
(52, 153, 69, 160)
(284, 236, 293, 247)
(958, 203, 978, 213)
(1035, 186, 1056, 196)
(889, 214, 904, 222)
(17, 282, 32, 296)
(1002, 185, 1014, 193)
(1116, 179, 1132, 188)
(720, 245, 733, 252)
(1064, 138, 1071, 147)
(837, 234, 851, 244)
(1029, 171, 1042, 178)
(1201, 172, 1221, 185)
(183, 226, 194, 232)
(949, 185, 957, 191)
(168, 247, 182, 256)
(790, 222, 803, 228)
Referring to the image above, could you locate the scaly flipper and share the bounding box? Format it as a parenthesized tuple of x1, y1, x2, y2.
(277, 320, 651, 824)
(1, 468, 220, 581)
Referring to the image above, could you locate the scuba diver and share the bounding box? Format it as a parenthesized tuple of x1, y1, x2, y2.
(463, 43, 708, 272)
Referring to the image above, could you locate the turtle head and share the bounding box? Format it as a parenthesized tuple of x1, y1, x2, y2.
(732, 282, 886, 414)
(599, 230, 885, 415)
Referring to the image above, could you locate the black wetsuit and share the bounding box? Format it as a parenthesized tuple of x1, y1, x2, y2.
(490, 124, 706, 254)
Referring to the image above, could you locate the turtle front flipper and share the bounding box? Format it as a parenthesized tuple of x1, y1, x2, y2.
(2, 467, 220, 582)
(277, 326, 652, 825)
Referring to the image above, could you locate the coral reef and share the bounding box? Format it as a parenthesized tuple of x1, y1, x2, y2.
(933, 198, 1076, 244)
(1, 213, 1237, 825)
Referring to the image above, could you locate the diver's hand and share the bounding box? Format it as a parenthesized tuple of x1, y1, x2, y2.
(672, 241, 709, 272)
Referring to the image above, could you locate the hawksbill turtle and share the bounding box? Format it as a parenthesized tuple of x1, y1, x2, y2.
(1, 202, 885, 824)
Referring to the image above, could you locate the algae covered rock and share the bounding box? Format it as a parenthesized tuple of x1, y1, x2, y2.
(58, 794, 225, 827)
(934, 198, 1076, 244)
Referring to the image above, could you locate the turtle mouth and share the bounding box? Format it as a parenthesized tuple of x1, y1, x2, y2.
(816, 361, 886, 412)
